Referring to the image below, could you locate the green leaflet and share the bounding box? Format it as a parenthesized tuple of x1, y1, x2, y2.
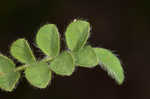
(50, 51, 75, 76)
(93, 48, 124, 85)
(0, 55, 20, 92)
(10, 39, 36, 64)
(36, 24, 60, 59)
(0, 72, 20, 92)
(25, 62, 51, 88)
(0, 55, 15, 73)
(73, 45, 98, 68)
(65, 19, 90, 51)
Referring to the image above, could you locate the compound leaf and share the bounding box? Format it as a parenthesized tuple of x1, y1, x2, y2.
(93, 48, 124, 85)
(10, 39, 36, 64)
(73, 45, 98, 68)
(65, 19, 90, 51)
(36, 24, 60, 59)
(25, 62, 51, 88)
(50, 51, 75, 76)
(0, 55, 20, 92)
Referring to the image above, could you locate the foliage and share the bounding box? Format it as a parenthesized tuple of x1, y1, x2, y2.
(0, 19, 125, 92)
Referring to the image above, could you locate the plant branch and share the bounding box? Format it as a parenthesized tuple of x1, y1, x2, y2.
(15, 57, 52, 72)
(15, 65, 29, 72)
(41, 56, 52, 63)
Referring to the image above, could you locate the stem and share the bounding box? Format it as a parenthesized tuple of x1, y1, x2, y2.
(41, 56, 52, 63)
(15, 65, 29, 72)
(14, 57, 52, 72)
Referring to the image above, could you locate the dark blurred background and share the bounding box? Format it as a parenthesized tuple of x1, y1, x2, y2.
(0, 0, 150, 99)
